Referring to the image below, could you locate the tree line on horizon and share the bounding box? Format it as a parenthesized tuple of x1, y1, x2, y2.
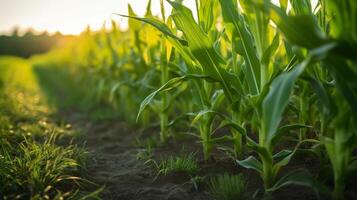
(0, 29, 74, 58)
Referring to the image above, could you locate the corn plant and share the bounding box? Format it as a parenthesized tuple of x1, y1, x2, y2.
(124, 1, 240, 160)
(264, 0, 357, 198)
(218, 0, 284, 159)
(213, 0, 332, 196)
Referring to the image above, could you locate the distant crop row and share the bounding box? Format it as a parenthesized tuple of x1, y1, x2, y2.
(40, 0, 357, 199)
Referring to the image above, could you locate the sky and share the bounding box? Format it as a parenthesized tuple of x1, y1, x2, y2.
(0, 0, 196, 35)
(0, 0, 313, 35)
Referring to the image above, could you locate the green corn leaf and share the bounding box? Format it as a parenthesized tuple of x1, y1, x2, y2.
(273, 139, 319, 173)
(127, 4, 141, 31)
(268, 2, 357, 62)
(276, 124, 312, 136)
(217, 119, 246, 137)
(261, 33, 280, 67)
(168, 113, 195, 128)
(191, 110, 227, 125)
(273, 150, 294, 172)
(290, 0, 312, 15)
(109, 81, 131, 103)
(325, 55, 357, 118)
(325, 0, 357, 40)
(239, 0, 270, 58)
(262, 60, 307, 146)
(279, 0, 288, 11)
(137, 76, 186, 122)
(267, 2, 327, 49)
(122, 2, 243, 103)
(273, 150, 292, 162)
(237, 156, 263, 173)
(191, 80, 211, 107)
(137, 74, 214, 121)
(260, 43, 335, 145)
(118, 13, 211, 76)
(117, 14, 188, 46)
(302, 75, 337, 117)
(271, 124, 312, 146)
(144, 0, 152, 17)
(210, 135, 234, 143)
(267, 169, 330, 196)
(168, 1, 240, 102)
(211, 89, 225, 110)
(197, 0, 216, 33)
(219, 0, 261, 95)
(320, 136, 337, 167)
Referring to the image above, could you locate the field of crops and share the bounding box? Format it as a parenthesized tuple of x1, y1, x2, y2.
(1, 0, 357, 199)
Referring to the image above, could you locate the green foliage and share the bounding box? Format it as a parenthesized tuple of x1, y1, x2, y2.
(209, 173, 247, 200)
(0, 133, 85, 199)
(9, 0, 356, 199)
(156, 153, 199, 176)
(0, 57, 98, 199)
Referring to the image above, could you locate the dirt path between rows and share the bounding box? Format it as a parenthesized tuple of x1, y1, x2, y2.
(67, 114, 213, 200)
(68, 115, 329, 200)
(31, 63, 214, 200)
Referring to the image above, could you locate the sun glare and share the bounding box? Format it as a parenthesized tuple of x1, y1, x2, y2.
(0, 0, 314, 35)
(0, 0, 197, 35)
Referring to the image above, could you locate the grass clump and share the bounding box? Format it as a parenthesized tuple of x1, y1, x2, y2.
(0, 132, 87, 199)
(209, 173, 247, 200)
(0, 56, 102, 199)
(156, 153, 199, 176)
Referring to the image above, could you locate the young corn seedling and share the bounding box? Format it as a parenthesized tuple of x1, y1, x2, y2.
(117, 1, 178, 136)
(236, 59, 314, 193)
(164, 1, 246, 160)
(218, 0, 284, 159)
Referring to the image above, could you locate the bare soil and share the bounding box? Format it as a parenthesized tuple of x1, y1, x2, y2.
(63, 113, 353, 200)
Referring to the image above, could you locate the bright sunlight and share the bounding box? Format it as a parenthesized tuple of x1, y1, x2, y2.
(0, 0, 196, 35)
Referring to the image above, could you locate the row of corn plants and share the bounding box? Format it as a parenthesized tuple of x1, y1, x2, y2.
(38, 0, 356, 199)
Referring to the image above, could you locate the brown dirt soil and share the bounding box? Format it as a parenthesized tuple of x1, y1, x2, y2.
(63, 113, 357, 200)
(78, 120, 213, 200)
